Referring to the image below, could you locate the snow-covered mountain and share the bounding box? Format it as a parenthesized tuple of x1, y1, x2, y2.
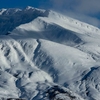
(0, 6, 46, 35)
(0, 6, 100, 100)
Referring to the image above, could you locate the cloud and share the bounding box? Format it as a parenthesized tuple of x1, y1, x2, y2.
(50, 0, 77, 11)
(50, 0, 100, 14)
(75, 0, 100, 14)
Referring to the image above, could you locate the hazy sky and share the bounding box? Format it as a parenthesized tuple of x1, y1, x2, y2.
(0, 0, 100, 27)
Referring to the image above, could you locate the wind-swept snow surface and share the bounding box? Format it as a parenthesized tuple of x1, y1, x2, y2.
(0, 36, 84, 100)
(0, 7, 100, 100)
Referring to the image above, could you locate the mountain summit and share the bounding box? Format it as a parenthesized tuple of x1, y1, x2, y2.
(0, 7, 100, 100)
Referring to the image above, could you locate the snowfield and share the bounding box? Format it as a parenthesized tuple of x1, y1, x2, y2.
(0, 6, 100, 100)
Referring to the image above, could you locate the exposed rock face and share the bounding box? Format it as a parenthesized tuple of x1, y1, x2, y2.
(45, 85, 83, 100)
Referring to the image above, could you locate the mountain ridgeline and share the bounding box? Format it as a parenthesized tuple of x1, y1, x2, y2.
(0, 6, 49, 35)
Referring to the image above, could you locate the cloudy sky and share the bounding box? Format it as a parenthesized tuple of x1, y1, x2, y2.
(0, 0, 100, 27)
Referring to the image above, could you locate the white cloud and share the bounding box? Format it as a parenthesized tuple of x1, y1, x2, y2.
(75, 0, 100, 14)
(50, 0, 100, 14)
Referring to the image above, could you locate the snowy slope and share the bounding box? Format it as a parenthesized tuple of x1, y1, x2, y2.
(0, 36, 84, 100)
(0, 7, 100, 100)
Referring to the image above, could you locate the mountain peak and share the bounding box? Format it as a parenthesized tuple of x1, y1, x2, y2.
(25, 6, 45, 12)
(25, 6, 35, 10)
(0, 8, 7, 15)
